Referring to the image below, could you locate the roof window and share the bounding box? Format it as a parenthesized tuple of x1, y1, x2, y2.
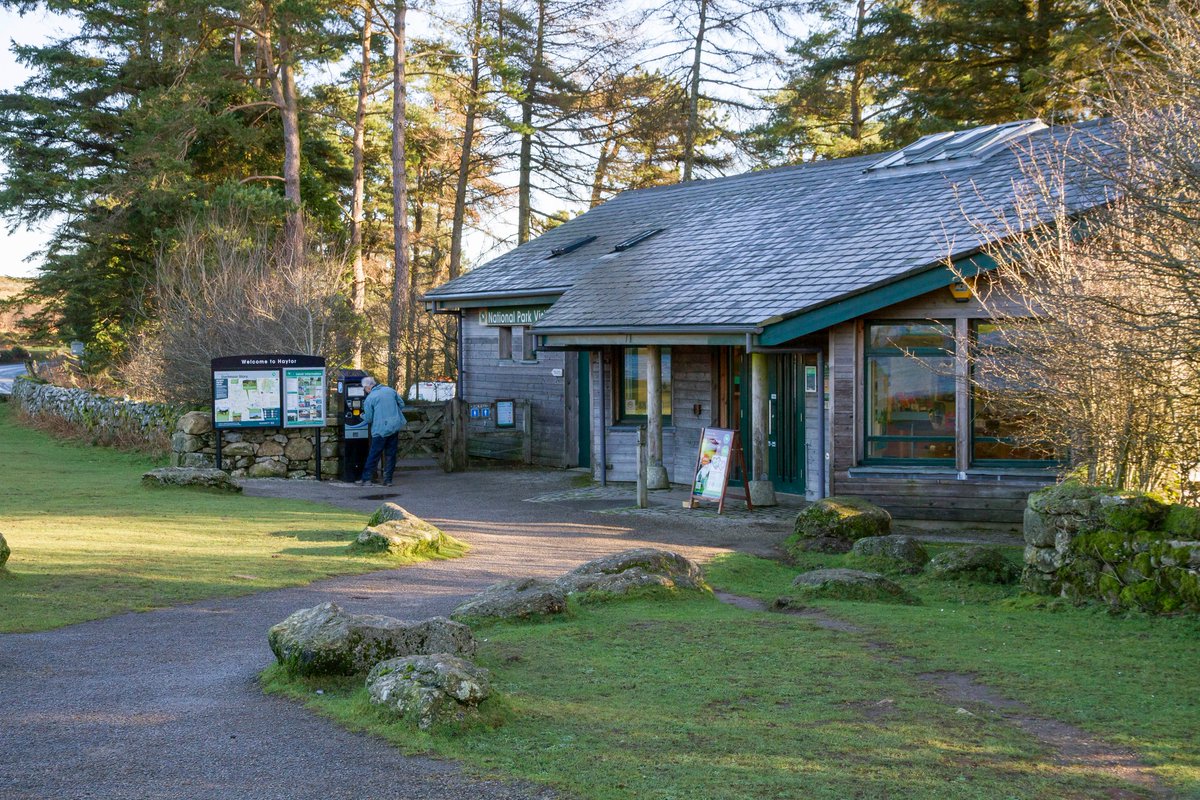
(547, 235, 597, 258)
(865, 119, 1048, 174)
(612, 228, 664, 252)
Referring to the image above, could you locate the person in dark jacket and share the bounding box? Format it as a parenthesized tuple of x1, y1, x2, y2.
(357, 376, 407, 486)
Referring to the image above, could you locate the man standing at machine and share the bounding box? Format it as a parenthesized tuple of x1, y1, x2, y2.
(357, 376, 407, 486)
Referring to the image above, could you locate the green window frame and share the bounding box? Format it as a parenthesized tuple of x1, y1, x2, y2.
(969, 321, 1056, 466)
(864, 321, 957, 465)
(618, 347, 672, 423)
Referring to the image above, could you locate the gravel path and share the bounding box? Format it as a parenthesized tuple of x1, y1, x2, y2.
(0, 468, 792, 800)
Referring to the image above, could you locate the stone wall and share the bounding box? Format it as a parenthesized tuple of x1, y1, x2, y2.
(1023, 482, 1200, 613)
(11, 377, 180, 444)
(170, 411, 338, 479)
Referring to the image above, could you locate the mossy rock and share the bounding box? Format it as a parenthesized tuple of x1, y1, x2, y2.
(268, 602, 478, 676)
(775, 568, 918, 605)
(352, 505, 468, 559)
(847, 535, 929, 574)
(926, 546, 1019, 584)
(785, 496, 891, 557)
(0, 532, 9, 568)
(1164, 504, 1200, 538)
(1026, 481, 1167, 535)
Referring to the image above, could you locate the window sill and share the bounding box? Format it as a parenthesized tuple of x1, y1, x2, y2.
(609, 422, 676, 431)
(850, 464, 1058, 480)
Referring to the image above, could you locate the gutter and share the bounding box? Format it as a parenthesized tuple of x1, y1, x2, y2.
(424, 286, 569, 303)
(535, 324, 763, 336)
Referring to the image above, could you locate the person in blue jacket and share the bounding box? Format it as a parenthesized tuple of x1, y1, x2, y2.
(357, 376, 407, 486)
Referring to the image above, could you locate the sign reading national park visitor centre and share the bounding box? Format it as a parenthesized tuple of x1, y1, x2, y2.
(211, 355, 326, 430)
(478, 306, 550, 326)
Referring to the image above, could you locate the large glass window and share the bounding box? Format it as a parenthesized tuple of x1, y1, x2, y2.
(620, 347, 671, 421)
(971, 321, 1053, 463)
(865, 322, 956, 462)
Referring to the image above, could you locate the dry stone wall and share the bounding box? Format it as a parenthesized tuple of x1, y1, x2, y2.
(10, 377, 179, 443)
(1023, 482, 1200, 613)
(170, 411, 338, 479)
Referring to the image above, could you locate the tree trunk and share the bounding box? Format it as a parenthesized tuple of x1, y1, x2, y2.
(590, 124, 619, 207)
(449, 0, 483, 280)
(350, 7, 372, 367)
(682, 0, 707, 182)
(517, 0, 546, 244)
(849, 0, 867, 142)
(278, 34, 304, 265)
(261, 1, 303, 265)
(388, 0, 409, 387)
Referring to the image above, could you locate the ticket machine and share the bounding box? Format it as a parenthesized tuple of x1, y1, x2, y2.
(337, 369, 370, 482)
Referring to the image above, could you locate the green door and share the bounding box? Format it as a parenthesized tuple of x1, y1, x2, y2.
(577, 351, 591, 468)
(768, 353, 805, 494)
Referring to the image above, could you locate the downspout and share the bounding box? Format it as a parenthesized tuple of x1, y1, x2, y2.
(456, 310, 465, 399)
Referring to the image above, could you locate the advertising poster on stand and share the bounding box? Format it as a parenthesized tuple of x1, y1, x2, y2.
(692, 428, 734, 500)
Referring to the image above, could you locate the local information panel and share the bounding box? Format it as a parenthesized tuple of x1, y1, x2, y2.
(284, 367, 327, 428)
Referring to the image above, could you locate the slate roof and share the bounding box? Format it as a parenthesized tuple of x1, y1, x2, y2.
(426, 119, 1114, 332)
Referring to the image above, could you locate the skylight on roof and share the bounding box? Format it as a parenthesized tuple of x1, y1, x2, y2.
(612, 228, 664, 252)
(547, 235, 596, 259)
(865, 119, 1048, 174)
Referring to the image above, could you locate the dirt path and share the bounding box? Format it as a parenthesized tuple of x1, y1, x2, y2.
(713, 592, 1170, 799)
(0, 469, 787, 800)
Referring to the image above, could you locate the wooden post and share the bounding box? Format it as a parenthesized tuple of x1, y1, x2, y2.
(521, 399, 533, 465)
(314, 427, 322, 481)
(748, 351, 778, 506)
(645, 345, 669, 489)
(443, 397, 468, 472)
(954, 317, 969, 475)
(636, 424, 649, 508)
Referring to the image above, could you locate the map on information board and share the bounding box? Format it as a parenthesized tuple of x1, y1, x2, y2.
(213, 370, 281, 428)
(283, 367, 327, 428)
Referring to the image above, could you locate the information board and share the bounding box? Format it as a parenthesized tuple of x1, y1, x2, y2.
(495, 399, 516, 428)
(211, 354, 326, 430)
(213, 370, 281, 428)
(284, 367, 327, 428)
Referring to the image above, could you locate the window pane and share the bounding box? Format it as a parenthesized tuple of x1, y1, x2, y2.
(868, 322, 954, 352)
(971, 321, 1051, 462)
(622, 349, 646, 416)
(866, 354, 956, 461)
(621, 347, 671, 418)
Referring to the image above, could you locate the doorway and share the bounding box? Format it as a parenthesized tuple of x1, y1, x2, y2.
(768, 353, 805, 494)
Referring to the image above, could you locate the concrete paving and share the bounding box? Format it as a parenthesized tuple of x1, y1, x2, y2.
(0, 467, 793, 800)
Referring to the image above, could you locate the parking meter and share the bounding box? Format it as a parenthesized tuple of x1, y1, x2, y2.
(337, 369, 369, 482)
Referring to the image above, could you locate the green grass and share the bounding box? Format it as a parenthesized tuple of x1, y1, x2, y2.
(263, 552, 1199, 799)
(709, 549, 1200, 797)
(0, 402, 463, 632)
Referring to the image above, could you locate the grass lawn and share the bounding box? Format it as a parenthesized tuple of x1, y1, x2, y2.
(262, 546, 1200, 800)
(0, 402, 463, 632)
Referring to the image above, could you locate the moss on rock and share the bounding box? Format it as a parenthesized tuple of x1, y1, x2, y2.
(785, 496, 891, 558)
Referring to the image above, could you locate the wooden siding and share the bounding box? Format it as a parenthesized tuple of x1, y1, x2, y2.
(590, 345, 715, 483)
(462, 316, 568, 466)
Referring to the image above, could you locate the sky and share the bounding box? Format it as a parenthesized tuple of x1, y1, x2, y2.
(0, 6, 72, 278)
(0, 3, 797, 279)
